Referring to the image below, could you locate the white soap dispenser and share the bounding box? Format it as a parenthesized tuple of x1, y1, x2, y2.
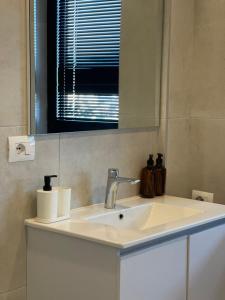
(57, 187, 71, 218)
(37, 175, 58, 222)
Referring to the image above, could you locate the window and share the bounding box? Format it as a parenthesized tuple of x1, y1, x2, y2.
(46, 0, 121, 132)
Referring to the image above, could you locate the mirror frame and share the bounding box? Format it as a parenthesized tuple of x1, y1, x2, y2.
(26, 0, 171, 135)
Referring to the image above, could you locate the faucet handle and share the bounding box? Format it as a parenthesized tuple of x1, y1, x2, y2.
(108, 168, 119, 178)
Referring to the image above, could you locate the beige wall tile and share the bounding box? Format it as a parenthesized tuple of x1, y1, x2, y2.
(193, 21, 225, 91)
(168, 0, 194, 96)
(191, 4, 225, 117)
(187, 0, 225, 205)
(165, 0, 195, 198)
(191, 118, 225, 204)
(167, 0, 225, 205)
(168, 89, 192, 119)
(60, 130, 157, 208)
(166, 118, 192, 198)
(0, 128, 59, 293)
(0, 0, 27, 127)
(194, 0, 225, 27)
(190, 87, 225, 118)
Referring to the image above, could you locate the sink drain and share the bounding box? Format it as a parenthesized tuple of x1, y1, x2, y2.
(119, 214, 124, 220)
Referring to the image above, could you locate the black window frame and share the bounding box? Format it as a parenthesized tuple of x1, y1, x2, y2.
(47, 0, 119, 133)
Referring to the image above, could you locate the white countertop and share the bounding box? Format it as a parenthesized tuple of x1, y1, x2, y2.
(25, 195, 225, 249)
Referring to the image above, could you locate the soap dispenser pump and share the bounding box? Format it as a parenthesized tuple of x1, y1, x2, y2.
(43, 175, 57, 191)
(147, 154, 154, 168)
(154, 153, 166, 196)
(37, 175, 58, 221)
(140, 154, 155, 198)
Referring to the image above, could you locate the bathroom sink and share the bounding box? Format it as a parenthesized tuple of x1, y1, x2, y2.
(26, 195, 225, 248)
(85, 202, 202, 231)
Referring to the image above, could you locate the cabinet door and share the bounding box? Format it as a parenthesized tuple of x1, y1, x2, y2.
(188, 224, 225, 300)
(120, 238, 187, 300)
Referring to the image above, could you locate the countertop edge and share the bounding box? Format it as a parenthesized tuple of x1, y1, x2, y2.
(119, 215, 225, 254)
(25, 213, 225, 250)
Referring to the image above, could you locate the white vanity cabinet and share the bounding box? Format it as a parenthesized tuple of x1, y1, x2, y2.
(120, 238, 187, 300)
(27, 228, 187, 300)
(188, 223, 225, 300)
(26, 196, 225, 300)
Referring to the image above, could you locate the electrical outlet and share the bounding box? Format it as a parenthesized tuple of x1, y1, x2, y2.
(8, 136, 35, 162)
(192, 190, 214, 203)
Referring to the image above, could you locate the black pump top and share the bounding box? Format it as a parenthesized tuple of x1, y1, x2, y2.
(43, 175, 58, 191)
(147, 154, 154, 169)
(156, 153, 164, 167)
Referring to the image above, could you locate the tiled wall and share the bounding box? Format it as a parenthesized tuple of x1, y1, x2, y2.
(190, 0, 225, 204)
(167, 0, 225, 204)
(0, 1, 158, 299)
(166, 0, 195, 198)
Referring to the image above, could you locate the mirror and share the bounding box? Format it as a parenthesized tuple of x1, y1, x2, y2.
(28, 0, 164, 134)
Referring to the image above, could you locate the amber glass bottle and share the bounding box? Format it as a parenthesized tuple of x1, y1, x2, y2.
(154, 153, 166, 196)
(140, 155, 155, 198)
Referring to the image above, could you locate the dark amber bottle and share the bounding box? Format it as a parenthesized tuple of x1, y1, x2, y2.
(140, 155, 155, 198)
(154, 153, 166, 196)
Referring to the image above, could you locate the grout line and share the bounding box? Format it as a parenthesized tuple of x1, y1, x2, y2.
(190, 116, 225, 121)
(0, 285, 26, 295)
(0, 125, 27, 129)
(166, 115, 225, 121)
(166, 116, 225, 121)
(167, 117, 190, 120)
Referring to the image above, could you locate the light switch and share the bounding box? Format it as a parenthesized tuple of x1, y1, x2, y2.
(8, 136, 35, 162)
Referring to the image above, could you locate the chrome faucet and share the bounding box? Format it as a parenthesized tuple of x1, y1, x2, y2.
(105, 168, 140, 209)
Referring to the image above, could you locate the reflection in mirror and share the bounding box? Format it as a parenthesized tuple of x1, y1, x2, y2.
(120, 0, 164, 129)
(29, 0, 164, 134)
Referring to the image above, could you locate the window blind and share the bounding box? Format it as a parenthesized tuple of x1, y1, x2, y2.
(56, 0, 121, 122)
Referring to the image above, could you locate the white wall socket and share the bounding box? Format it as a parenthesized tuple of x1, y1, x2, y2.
(192, 190, 214, 203)
(8, 136, 35, 162)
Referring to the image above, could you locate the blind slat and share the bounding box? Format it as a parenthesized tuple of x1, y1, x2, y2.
(56, 0, 121, 122)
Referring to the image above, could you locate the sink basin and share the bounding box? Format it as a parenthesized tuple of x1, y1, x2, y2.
(86, 202, 202, 231)
(26, 195, 225, 249)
